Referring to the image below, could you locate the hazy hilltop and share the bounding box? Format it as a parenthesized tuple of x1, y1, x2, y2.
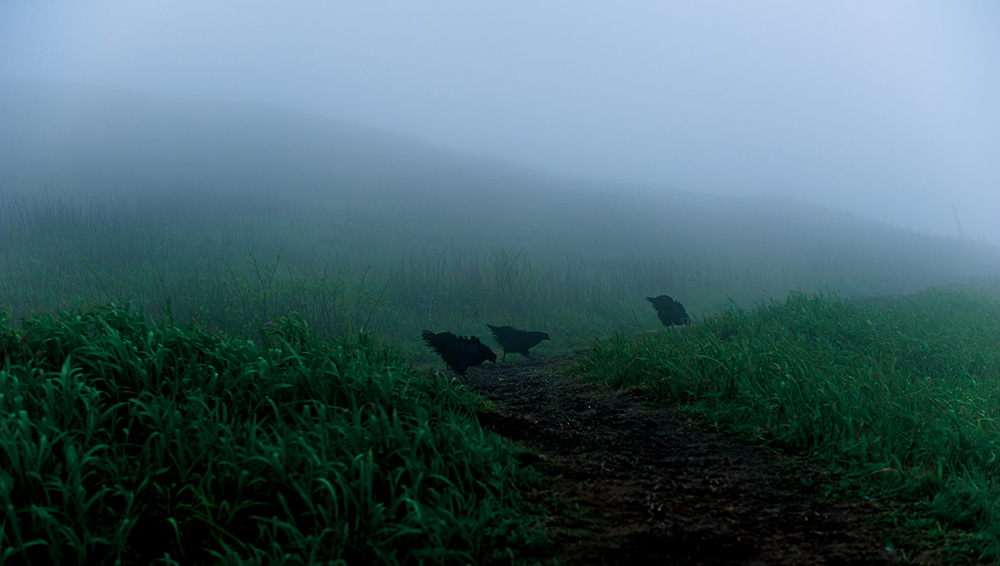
(2, 78, 999, 337)
(1, 78, 479, 198)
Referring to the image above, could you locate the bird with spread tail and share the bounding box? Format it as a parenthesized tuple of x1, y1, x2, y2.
(421, 330, 497, 376)
(647, 295, 691, 327)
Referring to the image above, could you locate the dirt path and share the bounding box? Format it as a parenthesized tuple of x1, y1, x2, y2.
(465, 353, 913, 565)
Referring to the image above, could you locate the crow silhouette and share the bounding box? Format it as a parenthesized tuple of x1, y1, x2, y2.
(421, 330, 496, 376)
(487, 324, 550, 361)
(647, 295, 691, 327)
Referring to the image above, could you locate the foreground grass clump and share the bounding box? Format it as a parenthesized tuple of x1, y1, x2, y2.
(0, 305, 544, 565)
(576, 286, 1000, 559)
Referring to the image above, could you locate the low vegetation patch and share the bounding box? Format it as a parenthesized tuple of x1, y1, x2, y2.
(0, 305, 545, 565)
(576, 285, 1000, 560)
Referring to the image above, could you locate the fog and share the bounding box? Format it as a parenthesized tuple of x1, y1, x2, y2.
(2, 1, 999, 244)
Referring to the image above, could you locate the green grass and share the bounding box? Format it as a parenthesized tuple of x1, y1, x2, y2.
(575, 284, 1000, 560)
(0, 305, 545, 565)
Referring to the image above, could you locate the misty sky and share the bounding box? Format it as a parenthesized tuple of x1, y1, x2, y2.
(2, 1, 999, 244)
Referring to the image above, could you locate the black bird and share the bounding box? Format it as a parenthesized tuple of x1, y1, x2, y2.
(421, 330, 497, 376)
(487, 324, 550, 361)
(647, 295, 691, 327)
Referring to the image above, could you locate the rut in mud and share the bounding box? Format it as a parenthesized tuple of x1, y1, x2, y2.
(464, 353, 917, 565)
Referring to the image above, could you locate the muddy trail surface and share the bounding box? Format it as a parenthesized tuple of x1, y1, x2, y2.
(464, 353, 939, 565)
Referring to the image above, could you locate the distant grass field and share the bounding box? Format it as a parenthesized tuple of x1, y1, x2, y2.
(2, 186, 998, 369)
(577, 284, 1000, 560)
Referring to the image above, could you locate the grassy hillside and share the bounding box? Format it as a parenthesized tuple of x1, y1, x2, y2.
(1, 78, 999, 365)
(4, 79, 1000, 561)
